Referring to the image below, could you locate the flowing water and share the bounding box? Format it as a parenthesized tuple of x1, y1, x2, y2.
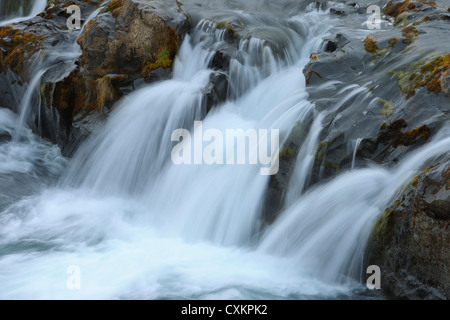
(0, 1, 449, 300)
(0, 0, 47, 27)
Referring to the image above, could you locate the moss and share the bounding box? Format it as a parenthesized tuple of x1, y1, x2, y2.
(315, 141, 328, 161)
(416, 54, 450, 94)
(107, 0, 124, 17)
(388, 37, 399, 48)
(399, 125, 430, 146)
(378, 98, 395, 119)
(279, 147, 294, 159)
(401, 26, 418, 44)
(51, 70, 88, 125)
(0, 26, 44, 78)
(391, 54, 450, 98)
(142, 48, 171, 75)
(393, 12, 409, 27)
(419, 1, 436, 6)
(324, 161, 340, 172)
(141, 26, 179, 76)
(364, 34, 379, 54)
(216, 21, 239, 39)
(384, 1, 436, 19)
(371, 208, 395, 243)
(384, 0, 412, 18)
(378, 119, 430, 147)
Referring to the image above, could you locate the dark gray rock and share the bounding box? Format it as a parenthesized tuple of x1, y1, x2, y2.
(368, 157, 450, 299)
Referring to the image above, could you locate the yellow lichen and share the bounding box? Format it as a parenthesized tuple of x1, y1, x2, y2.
(364, 34, 380, 55)
(388, 37, 399, 48)
(0, 26, 44, 77)
(392, 54, 450, 97)
(401, 26, 418, 44)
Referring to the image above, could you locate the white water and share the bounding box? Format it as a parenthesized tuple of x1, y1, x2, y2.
(0, 0, 47, 27)
(352, 138, 363, 170)
(14, 69, 47, 141)
(0, 6, 449, 300)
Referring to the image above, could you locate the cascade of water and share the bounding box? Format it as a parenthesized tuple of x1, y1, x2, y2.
(352, 138, 363, 170)
(0, 5, 448, 300)
(0, 0, 47, 27)
(13, 68, 47, 141)
(259, 129, 450, 285)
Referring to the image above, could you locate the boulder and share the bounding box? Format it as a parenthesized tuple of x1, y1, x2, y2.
(0, 0, 191, 153)
(368, 158, 450, 299)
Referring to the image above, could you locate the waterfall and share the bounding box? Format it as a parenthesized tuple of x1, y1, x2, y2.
(0, 3, 448, 300)
(0, 0, 47, 26)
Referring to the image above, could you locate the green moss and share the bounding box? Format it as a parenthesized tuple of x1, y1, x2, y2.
(371, 208, 394, 243)
(393, 12, 409, 27)
(392, 54, 450, 98)
(388, 37, 399, 48)
(142, 48, 173, 74)
(279, 147, 294, 159)
(216, 21, 239, 39)
(324, 161, 340, 172)
(315, 141, 328, 162)
(378, 98, 395, 119)
(384, 0, 412, 18)
(0, 26, 44, 77)
(364, 34, 379, 54)
(401, 26, 418, 44)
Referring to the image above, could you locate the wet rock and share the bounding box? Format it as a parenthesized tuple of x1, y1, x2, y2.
(205, 72, 228, 113)
(209, 50, 230, 71)
(330, 8, 347, 16)
(77, 0, 190, 79)
(368, 158, 450, 299)
(0, 0, 191, 153)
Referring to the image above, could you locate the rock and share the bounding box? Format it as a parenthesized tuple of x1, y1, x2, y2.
(204, 72, 228, 113)
(0, 0, 191, 154)
(77, 0, 190, 79)
(209, 50, 230, 71)
(368, 159, 450, 299)
(330, 8, 347, 16)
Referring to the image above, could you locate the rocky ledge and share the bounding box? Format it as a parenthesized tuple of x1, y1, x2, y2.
(0, 0, 190, 154)
(266, 0, 449, 299)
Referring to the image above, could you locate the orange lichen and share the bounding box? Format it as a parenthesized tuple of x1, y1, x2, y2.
(100, 0, 125, 17)
(303, 69, 322, 85)
(364, 34, 379, 54)
(398, 125, 430, 146)
(401, 26, 419, 44)
(388, 37, 399, 48)
(52, 70, 88, 120)
(416, 54, 450, 94)
(378, 119, 430, 147)
(0, 26, 44, 77)
(384, 0, 436, 18)
(384, 0, 412, 18)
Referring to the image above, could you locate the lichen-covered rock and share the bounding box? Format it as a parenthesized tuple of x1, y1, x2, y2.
(77, 0, 190, 79)
(0, 0, 191, 153)
(368, 158, 450, 299)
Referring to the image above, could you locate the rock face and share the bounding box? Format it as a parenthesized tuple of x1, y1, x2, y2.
(263, 0, 450, 298)
(0, 0, 190, 154)
(77, 0, 189, 79)
(368, 158, 450, 299)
